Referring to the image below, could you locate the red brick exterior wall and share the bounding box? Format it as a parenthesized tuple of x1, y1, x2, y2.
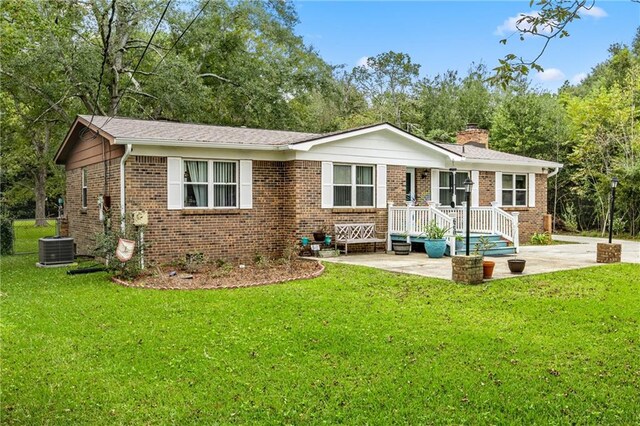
(66, 159, 121, 255)
(65, 153, 549, 262)
(502, 173, 548, 243)
(478, 171, 495, 206)
(288, 161, 405, 252)
(416, 168, 430, 203)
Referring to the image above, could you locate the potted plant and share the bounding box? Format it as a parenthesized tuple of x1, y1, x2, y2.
(324, 234, 332, 246)
(392, 232, 411, 255)
(454, 234, 464, 253)
(421, 220, 449, 258)
(473, 235, 497, 279)
(507, 257, 526, 273)
(313, 226, 327, 242)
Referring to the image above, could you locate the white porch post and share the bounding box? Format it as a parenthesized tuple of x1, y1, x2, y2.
(512, 212, 520, 253)
(491, 201, 500, 235)
(387, 202, 394, 252)
(449, 213, 457, 256)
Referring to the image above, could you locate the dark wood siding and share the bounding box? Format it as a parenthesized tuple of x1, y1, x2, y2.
(65, 129, 124, 171)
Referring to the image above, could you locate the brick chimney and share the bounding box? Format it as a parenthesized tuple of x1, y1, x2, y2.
(456, 123, 489, 149)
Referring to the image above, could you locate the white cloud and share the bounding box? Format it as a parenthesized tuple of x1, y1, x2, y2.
(536, 68, 566, 82)
(356, 56, 369, 68)
(580, 6, 607, 18)
(571, 72, 588, 85)
(494, 11, 553, 37)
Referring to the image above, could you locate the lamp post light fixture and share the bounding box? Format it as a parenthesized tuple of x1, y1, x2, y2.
(464, 178, 474, 256)
(609, 177, 619, 244)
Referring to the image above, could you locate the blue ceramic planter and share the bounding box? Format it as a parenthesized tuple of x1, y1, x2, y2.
(424, 238, 447, 258)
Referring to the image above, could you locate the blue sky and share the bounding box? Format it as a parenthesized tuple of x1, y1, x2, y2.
(293, 1, 639, 92)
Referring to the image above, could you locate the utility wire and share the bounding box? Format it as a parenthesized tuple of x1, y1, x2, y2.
(87, 0, 117, 131)
(102, 0, 172, 124)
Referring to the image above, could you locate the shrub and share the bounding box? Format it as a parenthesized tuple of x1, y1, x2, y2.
(561, 204, 578, 232)
(183, 252, 206, 274)
(612, 217, 627, 234)
(94, 216, 147, 281)
(0, 214, 14, 255)
(530, 231, 552, 245)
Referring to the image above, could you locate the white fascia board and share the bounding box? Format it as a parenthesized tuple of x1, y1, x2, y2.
(116, 137, 283, 151)
(287, 124, 465, 161)
(464, 158, 563, 169)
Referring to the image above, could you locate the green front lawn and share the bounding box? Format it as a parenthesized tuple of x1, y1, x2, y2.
(1, 223, 639, 424)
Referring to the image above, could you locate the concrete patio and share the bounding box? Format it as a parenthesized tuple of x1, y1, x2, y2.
(320, 235, 640, 281)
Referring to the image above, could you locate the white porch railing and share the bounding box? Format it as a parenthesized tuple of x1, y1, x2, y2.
(387, 202, 520, 255)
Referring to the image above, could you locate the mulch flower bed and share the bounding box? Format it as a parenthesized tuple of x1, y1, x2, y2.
(111, 259, 324, 290)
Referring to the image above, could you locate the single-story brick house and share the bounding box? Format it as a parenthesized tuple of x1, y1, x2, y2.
(54, 115, 562, 263)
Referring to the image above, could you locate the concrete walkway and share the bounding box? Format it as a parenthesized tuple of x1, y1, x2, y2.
(320, 235, 639, 281)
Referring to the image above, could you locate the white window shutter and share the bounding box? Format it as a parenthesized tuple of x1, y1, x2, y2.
(528, 173, 536, 207)
(495, 171, 502, 206)
(430, 169, 440, 203)
(239, 160, 253, 209)
(167, 157, 182, 210)
(471, 170, 480, 207)
(376, 164, 387, 208)
(321, 162, 333, 208)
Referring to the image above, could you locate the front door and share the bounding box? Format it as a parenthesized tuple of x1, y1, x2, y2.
(406, 168, 416, 202)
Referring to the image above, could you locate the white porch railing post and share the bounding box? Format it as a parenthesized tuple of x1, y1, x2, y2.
(405, 204, 411, 237)
(511, 212, 520, 253)
(490, 201, 499, 235)
(387, 202, 394, 252)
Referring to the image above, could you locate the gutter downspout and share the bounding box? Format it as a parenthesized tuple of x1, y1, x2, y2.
(120, 144, 132, 232)
(547, 166, 562, 179)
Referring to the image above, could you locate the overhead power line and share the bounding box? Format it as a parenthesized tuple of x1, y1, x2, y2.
(87, 0, 117, 131)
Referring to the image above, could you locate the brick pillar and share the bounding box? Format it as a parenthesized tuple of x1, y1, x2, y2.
(452, 255, 483, 284)
(596, 243, 621, 263)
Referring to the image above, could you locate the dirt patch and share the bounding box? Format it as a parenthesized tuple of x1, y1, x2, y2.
(111, 259, 324, 290)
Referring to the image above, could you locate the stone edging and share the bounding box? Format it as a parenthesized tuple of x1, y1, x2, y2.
(110, 260, 325, 290)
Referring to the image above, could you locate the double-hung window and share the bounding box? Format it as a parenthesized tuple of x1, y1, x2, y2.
(439, 171, 468, 205)
(183, 160, 237, 208)
(81, 167, 88, 209)
(502, 174, 527, 206)
(333, 164, 374, 207)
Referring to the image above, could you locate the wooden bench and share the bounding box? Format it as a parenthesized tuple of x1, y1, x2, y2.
(334, 223, 387, 255)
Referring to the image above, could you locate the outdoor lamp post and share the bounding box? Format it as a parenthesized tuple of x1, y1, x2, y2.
(609, 177, 619, 244)
(464, 178, 473, 256)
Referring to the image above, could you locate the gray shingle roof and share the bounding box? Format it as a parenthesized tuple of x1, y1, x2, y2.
(80, 115, 320, 146)
(435, 142, 562, 167)
(74, 115, 561, 168)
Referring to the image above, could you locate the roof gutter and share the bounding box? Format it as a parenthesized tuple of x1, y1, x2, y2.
(120, 144, 132, 232)
(116, 138, 284, 151)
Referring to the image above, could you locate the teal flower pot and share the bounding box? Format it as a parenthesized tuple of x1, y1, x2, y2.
(424, 238, 447, 258)
(324, 235, 332, 246)
(301, 237, 310, 246)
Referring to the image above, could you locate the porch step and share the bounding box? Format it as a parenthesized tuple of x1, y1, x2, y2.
(446, 234, 516, 257)
(391, 233, 516, 257)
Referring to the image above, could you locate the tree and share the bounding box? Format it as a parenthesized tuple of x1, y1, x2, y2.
(491, 0, 600, 87)
(351, 51, 420, 127)
(416, 64, 495, 141)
